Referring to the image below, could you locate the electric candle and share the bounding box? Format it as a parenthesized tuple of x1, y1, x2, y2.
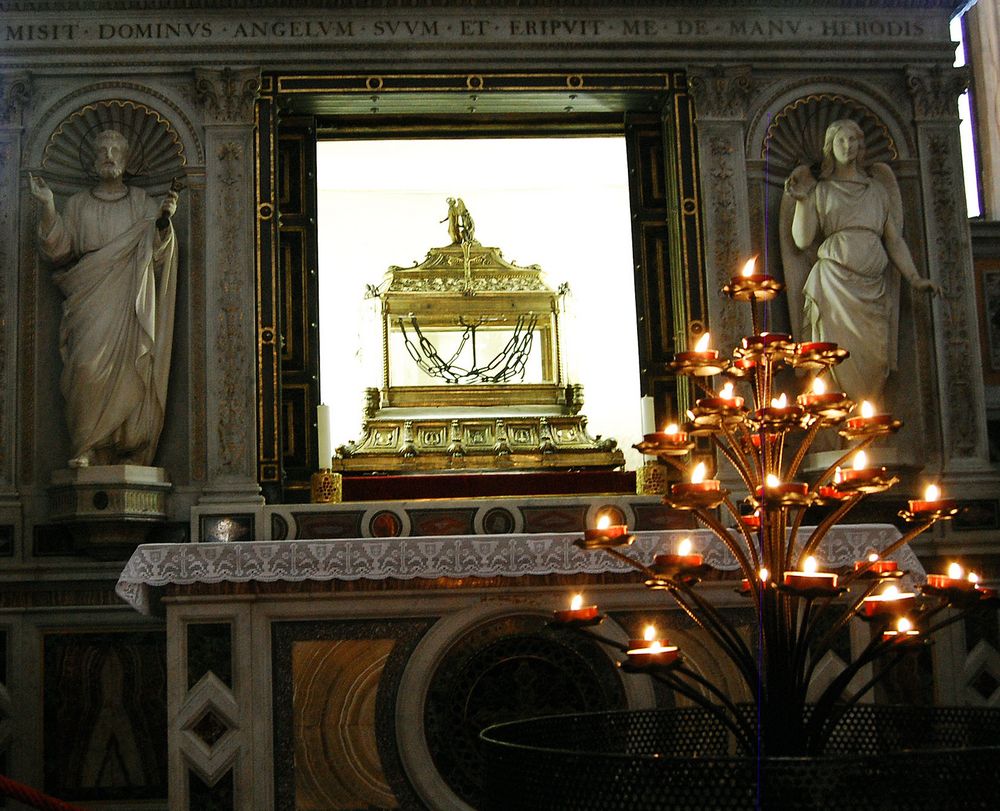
(845, 400, 895, 432)
(741, 567, 769, 593)
(697, 381, 744, 411)
(854, 552, 898, 574)
(840, 451, 885, 484)
(671, 462, 720, 496)
(908, 484, 957, 516)
(674, 332, 719, 362)
(653, 537, 704, 570)
(554, 593, 599, 624)
(583, 513, 628, 542)
(757, 473, 808, 498)
(926, 562, 977, 592)
(784, 556, 838, 591)
(862, 584, 916, 617)
(757, 392, 803, 423)
(626, 624, 679, 666)
(797, 376, 846, 410)
(742, 509, 761, 530)
(882, 616, 920, 642)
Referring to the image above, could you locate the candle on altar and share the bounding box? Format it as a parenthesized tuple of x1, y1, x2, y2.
(554, 592, 599, 624)
(840, 451, 885, 484)
(854, 552, 898, 574)
(926, 562, 977, 591)
(862, 584, 916, 617)
(640, 396, 655, 435)
(316, 403, 333, 469)
(675, 331, 719, 362)
(654, 537, 704, 570)
(757, 473, 808, 498)
(784, 556, 838, 590)
(845, 400, 895, 432)
(698, 381, 744, 411)
(797, 376, 845, 410)
(583, 512, 628, 542)
(742, 509, 761, 530)
(627, 624, 679, 666)
(908, 484, 957, 516)
(882, 616, 921, 642)
(671, 462, 720, 496)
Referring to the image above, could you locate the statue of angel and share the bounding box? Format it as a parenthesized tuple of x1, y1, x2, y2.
(779, 118, 939, 405)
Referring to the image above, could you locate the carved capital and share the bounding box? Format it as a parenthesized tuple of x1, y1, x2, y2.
(688, 65, 753, 121)
(194, 67, 260, 126)
(906, 65, 970, 121)
(0, 73, 31, 128)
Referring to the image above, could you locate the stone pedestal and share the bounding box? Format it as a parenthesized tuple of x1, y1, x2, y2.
(49, 465, 172, 557)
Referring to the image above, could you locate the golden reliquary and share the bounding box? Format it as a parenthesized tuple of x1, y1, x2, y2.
(332, 199, 624, 473)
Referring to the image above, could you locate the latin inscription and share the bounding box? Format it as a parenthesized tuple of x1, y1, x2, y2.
(0, 14, 932, 45)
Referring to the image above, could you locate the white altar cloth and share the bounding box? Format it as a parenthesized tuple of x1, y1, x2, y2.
(116, 524, 922, 615)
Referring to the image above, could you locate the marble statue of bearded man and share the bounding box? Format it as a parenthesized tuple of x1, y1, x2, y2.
(30, 129, 179, 468)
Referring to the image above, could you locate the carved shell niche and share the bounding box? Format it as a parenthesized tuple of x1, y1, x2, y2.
(41, 99, 185, 196)
(763, 94, 897, 184)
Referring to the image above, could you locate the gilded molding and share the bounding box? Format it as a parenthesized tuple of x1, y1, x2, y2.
(906, 65, 970, 121)
(687, 65, 753, 121)
(213, 140, 251, 476)
(0, 73, 31, 127)
(194, 68, 261, 126)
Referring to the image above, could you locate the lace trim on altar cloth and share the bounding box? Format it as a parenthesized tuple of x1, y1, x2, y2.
(116, 524, 922, 615)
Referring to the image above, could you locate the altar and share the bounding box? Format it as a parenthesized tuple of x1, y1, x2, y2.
(117, 523, 922, 810)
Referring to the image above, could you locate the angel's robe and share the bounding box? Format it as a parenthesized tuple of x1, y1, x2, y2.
(801, 176, 899, 404)
(39, 186, 177, 466)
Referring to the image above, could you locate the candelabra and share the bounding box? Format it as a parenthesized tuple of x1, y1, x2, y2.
(555, 261, 995, 758)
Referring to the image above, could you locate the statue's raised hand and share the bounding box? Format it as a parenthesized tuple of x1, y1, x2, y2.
(783, 165, 816, 202)
(28, 173, 54, 207)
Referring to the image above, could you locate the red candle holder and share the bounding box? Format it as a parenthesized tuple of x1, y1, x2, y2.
(625, 643, 680, 668)
(783, 570, 839, 591)
(925, 573, 976, 592)
(553, 603, 599, 624)
(861, 590, 915, 617)
(840, 413, 901, 439)
(793, 341, 850, 371)
(854, 558, 898, 575)
(723, 273, 784, 302)
(633, 430, 694, 457)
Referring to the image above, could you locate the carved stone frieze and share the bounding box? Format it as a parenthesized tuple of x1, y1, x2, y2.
(688, 65, 753, 121)
(0, 73, 31, 127)
(906, 65, 970, 121)
(212, 140, 251, 476)
(194, 67, 260, 126)
(0, 138, 12, 482)
(925, 131, 979, 457)
(189, 188, 207, 483)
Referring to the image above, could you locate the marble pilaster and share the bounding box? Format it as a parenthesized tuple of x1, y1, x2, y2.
(194, 67, 264, 505)
(906, 65, 993, 479)
(687, 66, 755, 351)
(0, 73, 31, 538)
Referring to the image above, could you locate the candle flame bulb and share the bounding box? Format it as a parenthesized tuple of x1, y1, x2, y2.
(924, 483, 941, 501)
(861, 400, 875, 418)
(765, 473, 780, 489)
(719, 382, 735, 399)
(570, 593, 583, 611)
(677, 537, 692, 556)
(596, 513, 611, 531)
(644, 624, 657, 642)
(686, 409, 696, 421)
(804, 556, 818, 574)
(853, 451, 868, 471)
(694, 332, 711, 352)
(664, 423, 679, 435)
(740, 257, 757, 277)
(897, 617, 914, 634)
(834, 466, 843, 484)
(948, 562, 964, 579)
(812, 377, 827, 395)
(771, 393, 788, 408)
(969, 572, 979, 585)
(868, 552, 880, 563)
(759, 568, 769, 582)
(882, 584, 900, 599)
(690, 462, 707, 484)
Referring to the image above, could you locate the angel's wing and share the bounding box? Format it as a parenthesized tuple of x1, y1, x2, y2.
(778, 166, 818, 340)
(870, 162, 903, 235)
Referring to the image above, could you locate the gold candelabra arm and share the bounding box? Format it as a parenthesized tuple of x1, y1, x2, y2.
(691, 507, 759, 578)
(786, 420, 823, 480)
